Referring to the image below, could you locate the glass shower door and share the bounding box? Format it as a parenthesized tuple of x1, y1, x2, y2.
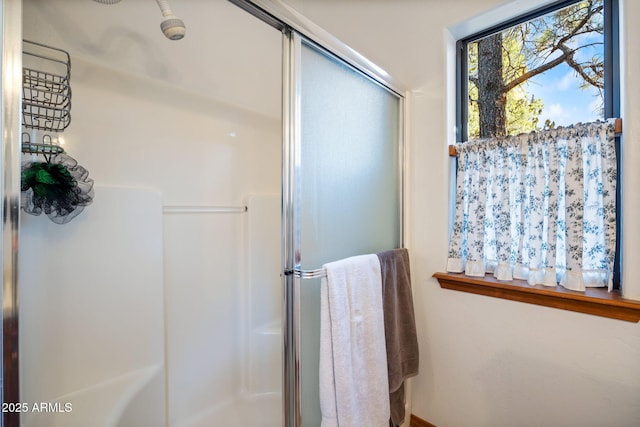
(285, 34, 403, 426)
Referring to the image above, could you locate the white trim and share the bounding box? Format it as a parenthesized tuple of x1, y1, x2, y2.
(228, 0, 407, 96)
(448, 0, 561, 40)
(619, 0, 640, 300)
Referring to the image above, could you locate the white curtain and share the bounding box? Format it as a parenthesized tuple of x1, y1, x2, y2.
(447, 120, 617, 292)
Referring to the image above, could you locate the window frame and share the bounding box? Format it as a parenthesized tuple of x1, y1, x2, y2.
(454, 0, 621, 288)
(457, 0, 618, 142)
(436, 0, 640, 320)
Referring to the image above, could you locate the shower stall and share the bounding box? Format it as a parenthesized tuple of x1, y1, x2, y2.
(1, 1, 405, 426)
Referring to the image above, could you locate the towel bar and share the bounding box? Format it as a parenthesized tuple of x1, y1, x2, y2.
(284, 267, 326, 279)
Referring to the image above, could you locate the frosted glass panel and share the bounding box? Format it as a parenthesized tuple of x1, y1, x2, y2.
(299, 44, 401, 269)
(298, 40, 401, 426)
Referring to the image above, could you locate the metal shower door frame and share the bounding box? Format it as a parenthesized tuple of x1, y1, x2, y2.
(281, 29, 405, 427)
(1, 0, 23, 426)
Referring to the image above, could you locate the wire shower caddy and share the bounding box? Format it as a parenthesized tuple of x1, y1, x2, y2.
(21, 39, 72, 154)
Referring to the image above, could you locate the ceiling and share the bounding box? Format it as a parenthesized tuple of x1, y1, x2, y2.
(22, 0, 519, 118)
(23, 0, 283, 119)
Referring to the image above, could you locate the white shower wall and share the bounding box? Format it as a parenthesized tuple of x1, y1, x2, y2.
(20, 186, 167, 427)
(19, 16, 282, 426)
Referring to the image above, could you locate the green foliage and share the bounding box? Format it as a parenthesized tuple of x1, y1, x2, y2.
(467, 0, 604, 139)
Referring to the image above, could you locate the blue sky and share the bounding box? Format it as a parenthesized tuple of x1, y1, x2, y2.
(519, 26, 604, 128)
(526, 64, 603, 127)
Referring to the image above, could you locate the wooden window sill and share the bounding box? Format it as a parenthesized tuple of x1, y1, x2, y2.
(433, 272, 640, 322)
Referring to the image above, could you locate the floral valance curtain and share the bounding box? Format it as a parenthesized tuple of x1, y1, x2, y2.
(447, 120, 617, 292)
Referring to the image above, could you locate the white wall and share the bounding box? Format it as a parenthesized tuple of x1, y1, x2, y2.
(287, 0, 640, 425)
(20, 186, 167, 427)
(416, 1, 640, 425)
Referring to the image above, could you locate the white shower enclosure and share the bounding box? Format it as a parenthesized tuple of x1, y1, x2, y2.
(1, 1, 405, 426)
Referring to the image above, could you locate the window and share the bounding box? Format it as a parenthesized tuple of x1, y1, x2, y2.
(458, 0, 618, 142)
(436, 0, 640, 321)
(453, 0, 621, 285)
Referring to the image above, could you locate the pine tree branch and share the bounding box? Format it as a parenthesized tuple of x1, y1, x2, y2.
(503, 1, 603, 94)
(503, 50, 570, 92)
(564, 47, 605, 89)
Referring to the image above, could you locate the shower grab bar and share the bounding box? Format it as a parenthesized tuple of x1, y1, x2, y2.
(163, 205, 247, 214)
(284, 267, 326, 279)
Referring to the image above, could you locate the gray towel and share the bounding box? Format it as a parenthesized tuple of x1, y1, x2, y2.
(377, 248, 419, 427)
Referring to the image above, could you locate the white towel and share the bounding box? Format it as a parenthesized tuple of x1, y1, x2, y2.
(319, 254, 390, 427)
